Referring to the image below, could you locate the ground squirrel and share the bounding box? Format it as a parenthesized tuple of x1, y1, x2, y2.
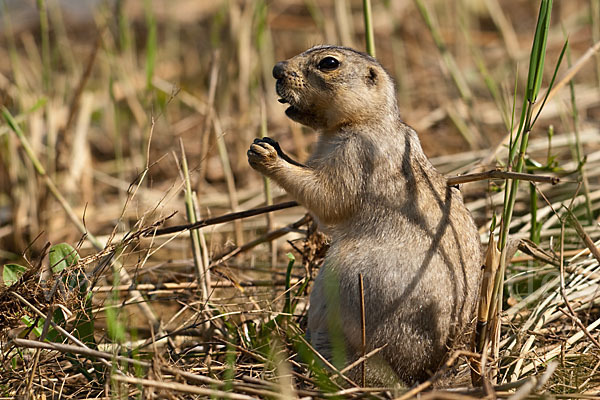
(247, 45, 482, 385)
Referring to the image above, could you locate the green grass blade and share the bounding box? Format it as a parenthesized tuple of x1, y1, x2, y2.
(143, 0, 157, 89)
(526, 0, 551, 102)
(2, 107, 47, 175)
(532, 38, 568, 126)
(36, 0, 51, 92)
(494, 0, 555, 343)
(362, 0, 376, 57)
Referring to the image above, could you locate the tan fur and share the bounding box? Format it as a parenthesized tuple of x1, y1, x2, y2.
(248, 45, 482, 385)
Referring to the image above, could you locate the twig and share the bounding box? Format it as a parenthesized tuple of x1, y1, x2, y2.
(480, 341, 495, 396)
(13, 338, 143, 369)
(447, 169, 559, 186)
(149, 201, 300, 236)
(395, 350, 480, 400)
(192, 193, 212, 295)
(557, 307, 600, 349)
(564, 206, 600, 265)
(111, 375, 255, 399)
(471, 233, 500, 386)
(210, 215, 309, 267)
(359, 273, 367, 387)
(178, 138, 209, 299)
(25, 302, 56, 395)
(295, 335, 359, 388)
(558, 218, 600, 350)
(513, 245, 596, 267)
(507, 361, 557, 400)
(339, 345, 387, 374)
(240, 376, 325, 399)
(520, 315, 600, 375)
(444, 374, 550, 395)
(92, 278, 303, 293)
(517, 238, 561, 266)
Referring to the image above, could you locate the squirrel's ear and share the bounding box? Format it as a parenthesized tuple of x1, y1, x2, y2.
(366, 67, 378, 86)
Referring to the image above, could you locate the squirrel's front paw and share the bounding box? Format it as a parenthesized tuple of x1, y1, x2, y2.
(248, 137, 282, 175)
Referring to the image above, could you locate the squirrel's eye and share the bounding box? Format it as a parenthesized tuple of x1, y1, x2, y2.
(317, 56, 340, 71)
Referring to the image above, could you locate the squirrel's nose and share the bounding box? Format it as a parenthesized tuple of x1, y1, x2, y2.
(272, 61, 287, 79)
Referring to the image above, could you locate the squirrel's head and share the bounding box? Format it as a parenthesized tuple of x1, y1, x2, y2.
(273, 45, 399, 132)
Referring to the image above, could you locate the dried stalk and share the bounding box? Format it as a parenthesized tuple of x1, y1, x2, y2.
(149, 201, 300, 236)
(447, 169, 559, 186)
(559, 219, 600, 350)
(359, 273, 366, 387)
(396, 351, 480, 400)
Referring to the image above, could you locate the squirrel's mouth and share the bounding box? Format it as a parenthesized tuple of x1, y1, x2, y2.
(278, 98, 299, 116)
(275, 80, 297, 106)
(275, 79, 312, 123)
(279, 100, 301, 119)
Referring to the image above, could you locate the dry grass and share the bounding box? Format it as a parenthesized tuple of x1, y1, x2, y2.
(0, 0, 599, 398)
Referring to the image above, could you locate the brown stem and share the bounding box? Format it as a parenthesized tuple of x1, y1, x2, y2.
(148, 201, 299, 236)
(447, 169, 559, 186)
